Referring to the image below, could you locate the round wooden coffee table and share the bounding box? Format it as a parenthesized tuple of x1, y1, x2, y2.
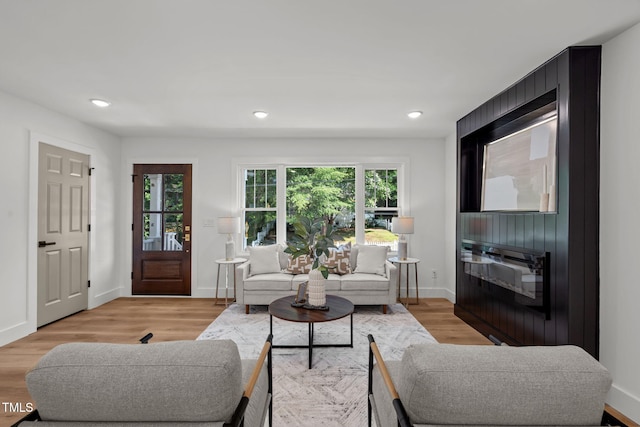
(268, 295, 354, 369)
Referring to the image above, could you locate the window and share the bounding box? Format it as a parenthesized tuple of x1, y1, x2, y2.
(364, 169, 399, 250)
(243, 169, 277, 247)
(239, 164, 404, 250)
(286, 167, 355, 245)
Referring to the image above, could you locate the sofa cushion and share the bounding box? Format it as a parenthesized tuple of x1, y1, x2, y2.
(340, 272, 390, 291)
(353, 245, 388, 276)
(397, 343, 612, 426)
(285, 254, 313, 274)
(249, 245, 282, 275)
(244, 272, 294, 291)
(26, 340, 243, 423)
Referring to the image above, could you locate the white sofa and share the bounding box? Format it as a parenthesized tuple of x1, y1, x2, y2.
(236, 244, 397, 314)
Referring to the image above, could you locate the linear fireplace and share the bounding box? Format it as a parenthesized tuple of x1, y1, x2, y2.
(461, 241, 550, 319)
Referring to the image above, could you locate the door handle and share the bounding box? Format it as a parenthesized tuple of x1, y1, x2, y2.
(38, 241, 56, 248)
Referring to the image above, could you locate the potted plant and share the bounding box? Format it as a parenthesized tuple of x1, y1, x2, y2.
(284, 217, 342, 306)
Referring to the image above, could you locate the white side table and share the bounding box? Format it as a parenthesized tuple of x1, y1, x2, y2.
(215, 258, 247, 306)
(389, 257, 420, 306)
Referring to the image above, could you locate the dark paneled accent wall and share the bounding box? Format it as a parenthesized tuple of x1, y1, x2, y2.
(455, 47, 601, 357)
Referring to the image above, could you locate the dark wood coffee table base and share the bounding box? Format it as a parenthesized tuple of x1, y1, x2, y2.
(268, 295, 354, 369)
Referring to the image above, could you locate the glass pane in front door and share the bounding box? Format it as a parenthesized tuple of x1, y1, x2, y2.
(164, 213, 183, 251)
(143, 213, 162, 251)
(141, 173, 185, 252)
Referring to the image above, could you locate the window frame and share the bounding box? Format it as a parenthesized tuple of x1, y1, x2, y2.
(235, 159, 408, 251)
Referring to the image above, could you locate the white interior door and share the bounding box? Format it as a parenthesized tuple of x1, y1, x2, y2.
(37, 142, 89, 326)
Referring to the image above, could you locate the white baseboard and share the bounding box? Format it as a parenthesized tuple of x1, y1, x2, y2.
(400, 286, 455, 303)
(89, 287, 122, 309)
(0, 321, 36, 347)
(192, 288, 217, 298)
(608, 383, 640, 424)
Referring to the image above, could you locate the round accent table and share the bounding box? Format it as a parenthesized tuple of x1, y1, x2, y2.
(389, 256, 420, 306)
(214, 257, 246, 306)
(268, 295, 354, 369)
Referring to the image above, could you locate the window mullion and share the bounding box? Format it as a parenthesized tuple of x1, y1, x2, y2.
(355, 165, 365, 245)
(276, 165, 287, 245)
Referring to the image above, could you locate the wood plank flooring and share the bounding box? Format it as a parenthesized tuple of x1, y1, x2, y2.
(0, 298, 633, 426)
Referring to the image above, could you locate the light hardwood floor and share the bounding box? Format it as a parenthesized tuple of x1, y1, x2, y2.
(0, 297, 486, 425)
(1, 298, 632, 426)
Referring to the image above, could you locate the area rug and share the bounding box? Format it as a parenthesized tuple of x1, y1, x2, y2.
(197, 303, 438, 427)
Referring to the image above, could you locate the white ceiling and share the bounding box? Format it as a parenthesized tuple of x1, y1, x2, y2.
(1, 0, 640, 139)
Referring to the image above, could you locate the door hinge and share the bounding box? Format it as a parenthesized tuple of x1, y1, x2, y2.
(132, 223, 134, 231)
(89, 167, 95, 176)
(132, 174, 136, 182)
(88, 224, 91, 232)
(131, 272, 134, 279)
(87, 280, 91, 288)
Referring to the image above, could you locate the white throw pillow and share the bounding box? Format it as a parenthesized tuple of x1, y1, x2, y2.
(248, 245, 282, 275)
(354, 245, 388, 276)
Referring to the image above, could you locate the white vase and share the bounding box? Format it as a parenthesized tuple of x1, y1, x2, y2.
(307, 269, 326, 307)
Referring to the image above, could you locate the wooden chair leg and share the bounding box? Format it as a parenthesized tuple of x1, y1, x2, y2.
(382, 305, 387, 314)
(245, 305, 250, 314)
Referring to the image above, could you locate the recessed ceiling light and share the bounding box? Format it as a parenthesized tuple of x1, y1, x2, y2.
(253, 111, 268, 119)
(90, 99, 111, 108)
(407, 111, 422, 119)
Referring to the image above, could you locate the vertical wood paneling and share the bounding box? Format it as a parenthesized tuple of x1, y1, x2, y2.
(534, 68, 546, 97)
(533, 214, 545, 252)
(506, 215, 516, 247)
(524, 214, 534, 248)
(545, 59, 558, 92)
(514, 307, 525, 343)
(516, 81, 526, 107)
(500, 92, 509, 115)
(508, 86, 517, 112)
(525, 74, 536, 100)
(515, 214, 524, 248)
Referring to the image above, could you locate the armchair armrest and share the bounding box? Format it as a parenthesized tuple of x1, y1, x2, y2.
(225, 334, 273, 427)
(235, 261, 251, 304)
(367, 334, 411, 427)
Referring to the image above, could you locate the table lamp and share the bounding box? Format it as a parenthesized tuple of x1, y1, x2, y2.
(392, 216, 414, 260)
(218, 217, 240, 260)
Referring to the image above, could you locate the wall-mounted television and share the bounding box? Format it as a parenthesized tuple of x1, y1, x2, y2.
(481, 113, 557, 212)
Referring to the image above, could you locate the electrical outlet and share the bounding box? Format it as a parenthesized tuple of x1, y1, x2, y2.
(432, 269, 437, 279)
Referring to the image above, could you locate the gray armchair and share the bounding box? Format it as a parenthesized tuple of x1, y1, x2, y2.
(367, 334, 612, 427)
(13, 336, 272, 427)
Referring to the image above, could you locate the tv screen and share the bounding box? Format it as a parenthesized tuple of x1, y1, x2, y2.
(481, 115, 557, 212)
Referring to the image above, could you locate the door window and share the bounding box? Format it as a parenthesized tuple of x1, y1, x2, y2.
(142, 173, 184, 252)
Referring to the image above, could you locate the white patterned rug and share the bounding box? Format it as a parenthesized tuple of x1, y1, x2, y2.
(197, 303, 438, 427)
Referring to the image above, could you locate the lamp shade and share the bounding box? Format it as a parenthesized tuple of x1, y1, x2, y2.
(392, 217, 414, 235)
(218, 217, 240, 234)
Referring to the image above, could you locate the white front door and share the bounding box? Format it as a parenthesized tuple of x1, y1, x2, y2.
(37, 142, 89, 326)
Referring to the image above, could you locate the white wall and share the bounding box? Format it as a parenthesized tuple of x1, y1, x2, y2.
(120, 137, 450, 300)
(601, 21, 640, 423)
(0, 90, 122, 347)
(444, 131, 458, 301)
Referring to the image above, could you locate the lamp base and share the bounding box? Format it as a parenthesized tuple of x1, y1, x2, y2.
(398, 240, 407, 260)
(225, 240, 235, 261)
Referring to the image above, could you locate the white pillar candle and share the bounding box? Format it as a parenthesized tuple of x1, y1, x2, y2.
(542, 164, 547, 192)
